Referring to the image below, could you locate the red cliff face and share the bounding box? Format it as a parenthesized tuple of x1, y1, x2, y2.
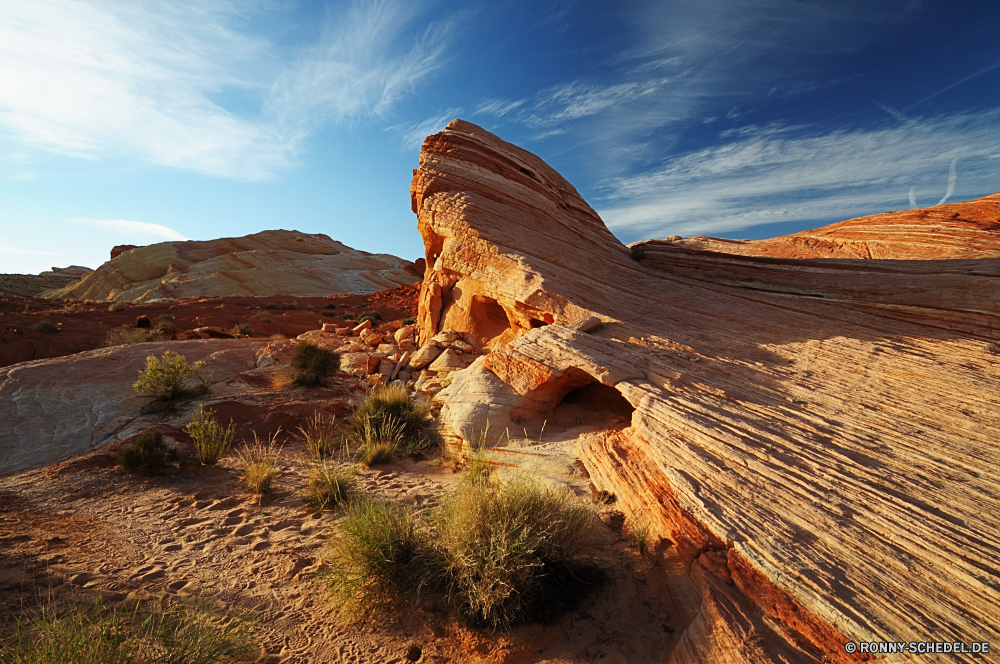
(412, 120, 1000, 663)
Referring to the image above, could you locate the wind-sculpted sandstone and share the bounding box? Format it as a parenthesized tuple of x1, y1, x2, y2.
(412, 120, 1000, 663)
(40, 230, 420, 302)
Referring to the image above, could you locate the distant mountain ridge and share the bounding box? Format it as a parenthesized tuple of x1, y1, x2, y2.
(40, 230, 421, 302)
(0, 266, 94, 298)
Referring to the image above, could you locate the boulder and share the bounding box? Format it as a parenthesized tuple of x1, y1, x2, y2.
(394, 326, 415, 343)
(428, 329, 460, 346)
(353, 320, 372, 334)
(451, 339, 474, 353)
(410, 119, 1000, 663)
(427, 347, 461, 372)
(406, 344, 441, 370)
(321, 323, 340, 333)
(363, 333, 383, 347)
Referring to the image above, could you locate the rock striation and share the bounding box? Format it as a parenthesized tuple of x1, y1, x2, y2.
(0, 265, 93, 297)
(40, 230, 420, 302)
(413, 120, 1000, 663)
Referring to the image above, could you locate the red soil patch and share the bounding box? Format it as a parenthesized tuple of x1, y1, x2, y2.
(0, 283, 419, 369)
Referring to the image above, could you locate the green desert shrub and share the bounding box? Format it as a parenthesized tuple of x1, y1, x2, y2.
(100, 326, 147, 348)
(429, 475, 596, 628)
(348, 383, 432, 463)
(401, 317, 416, 326)
(116, 430, 178, 473)
(184, 403, 236, 465)
(280, 302, 297, 310)
(0, 595, 254, 664)
(234, 431, 281, 496)
(133, 351, 205, 401)
(323, 303, 337, 310)
(356, 310, 382, 325)
(326, 498, 419, 619)
(341, 313, 355, 321)
(263, 303, 279, 310)
(231, 322, 253, 336)
(108, 301, 128, 312)
(320, 311, 338, 318)
(260, 317, 271, 324)
(303, 463, 356, 510)
(32, 320, 59, 334)
(289, 340, 340, 387)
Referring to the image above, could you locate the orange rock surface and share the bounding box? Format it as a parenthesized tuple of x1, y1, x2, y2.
(413, 120, 1000, 663)
(40, 229, 420, 302)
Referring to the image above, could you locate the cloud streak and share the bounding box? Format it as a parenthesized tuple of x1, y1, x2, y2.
(596, 112, 1000, 240)
(69, 218, 190, 241)
(0, 0, 451, 180)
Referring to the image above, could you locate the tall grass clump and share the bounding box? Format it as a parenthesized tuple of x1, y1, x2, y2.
(355, 416, 405, 466)
(101, 326, 148, 348)
(289, 340, 340, 387)
(303, 462, 356, 510)
(133, 351, 205, 401)
(348, 383, 432, 463)
(326, 498, 419, 619)
(298, 412, 339, 461)
(0, 595, 254, 664)
(430, 475, 597, 628)
(234, 431, 281, 496)
(184, 403, 236, 465)
(117, 430, 178, 473)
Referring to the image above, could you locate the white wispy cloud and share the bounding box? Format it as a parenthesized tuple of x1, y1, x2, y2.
(475, 99, 525, 118)
(596, 111, 1000, 239)
(0, 0, 451, 180)
(69, 218, 190, 241)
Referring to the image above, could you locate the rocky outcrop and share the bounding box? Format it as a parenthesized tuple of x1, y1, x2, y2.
(659, 193, 1000, 259)
(413, 120, 1000, 662)
(40, 230, 420, 302)
(0, 265, 93, 297)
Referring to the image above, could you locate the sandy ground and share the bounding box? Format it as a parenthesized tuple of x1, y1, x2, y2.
(1, 415, 683, 663)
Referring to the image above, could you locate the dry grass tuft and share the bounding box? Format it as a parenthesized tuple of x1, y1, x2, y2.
(234, 430, 282, 496)
(303, 462, 356, 510)
(348, 383, 433, 462)
(298, 412, 340, 461)
(100, 327, 148, 348)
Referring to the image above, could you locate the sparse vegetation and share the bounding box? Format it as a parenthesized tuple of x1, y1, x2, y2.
(298, 412, 339, 461)
(109, 301, 128, 312)
(116, 430, 178, 473)
(348, 383, 432, 463)
(341, 313, 355, 321)
(234, 431, 281, 496)
(401, 317, 416, 326)
(289, 340, 340, 387)
(263, 303, 279, 310)
(100, 327, 148, 348)
(32, 320, 59, 334)
(304, 462, 356, 510)
(260, 317, 271, 324)
(184, 403, 236, 465)
(0, 595, 254, 664)
(326, 497, 419, 619)
(132, 351, 205, 401)
(231, 322, 253, 336)
(356, 310, 382, 325)
(626, 517, 652, 556)
(323, 303, 337, 310)
(320, 311, 338, 318)
(280, 302, 297, 310)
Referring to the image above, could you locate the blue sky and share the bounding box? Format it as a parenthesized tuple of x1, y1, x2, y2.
(2, 0, 999, 274)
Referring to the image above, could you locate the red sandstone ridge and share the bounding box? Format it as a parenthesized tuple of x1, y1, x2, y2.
(657, 193, 1000, 259)
(412, 120, 1000, 663)
(110, 244, 139, 260)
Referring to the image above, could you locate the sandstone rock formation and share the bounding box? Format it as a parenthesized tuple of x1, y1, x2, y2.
(413, 120, 1000, 662)
(40, 230, 420, 302)
(0, 265, 93, 297)
(660, 193, 1000, 259)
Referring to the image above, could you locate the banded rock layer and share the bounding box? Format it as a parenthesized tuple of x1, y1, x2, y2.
(41, 230, 420, 302)
(413, 120, 1000, 663)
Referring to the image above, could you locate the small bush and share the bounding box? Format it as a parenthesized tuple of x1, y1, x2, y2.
(231, 323, 253, 336)
(323, 303, 337, 310)
(401, 317, 416, 325)
(184, 403, 236, 465)
(157, 314, 174, 321)
(133, 351, 205, 401)
(108, 301, 128, 312)
(290, 340, 340, 387)
(321, 311, 338, 318)
(304, 462, 356, 510)
(100, 327, 148, 348)
(0, 595, 254, 664)
(33, 320, 59, 334)
(349, 384, 431, 463)
(263, 303, 279, 310)
(280, 302, 297, 310)
(298, 412, 339, 461)
(326, 498, 419, 619)
(430, 475, 596, 628)
(341, 313, 355, 321)
(234, 431, 281, 496)
(260, 317, 271, 324)
(356, 310, 382, 325)
(117, 430, 178, 473)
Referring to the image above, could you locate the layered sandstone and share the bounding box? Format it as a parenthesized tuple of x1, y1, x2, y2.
(662, 193, 1000, 259)
(0, 265, 93, 297)
(413, 120, 1000, 663)
(40, 230, 420, 302)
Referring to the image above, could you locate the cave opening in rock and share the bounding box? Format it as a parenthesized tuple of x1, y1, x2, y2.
(468, 295, 513, 348)
(550, 381, 634, 431)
